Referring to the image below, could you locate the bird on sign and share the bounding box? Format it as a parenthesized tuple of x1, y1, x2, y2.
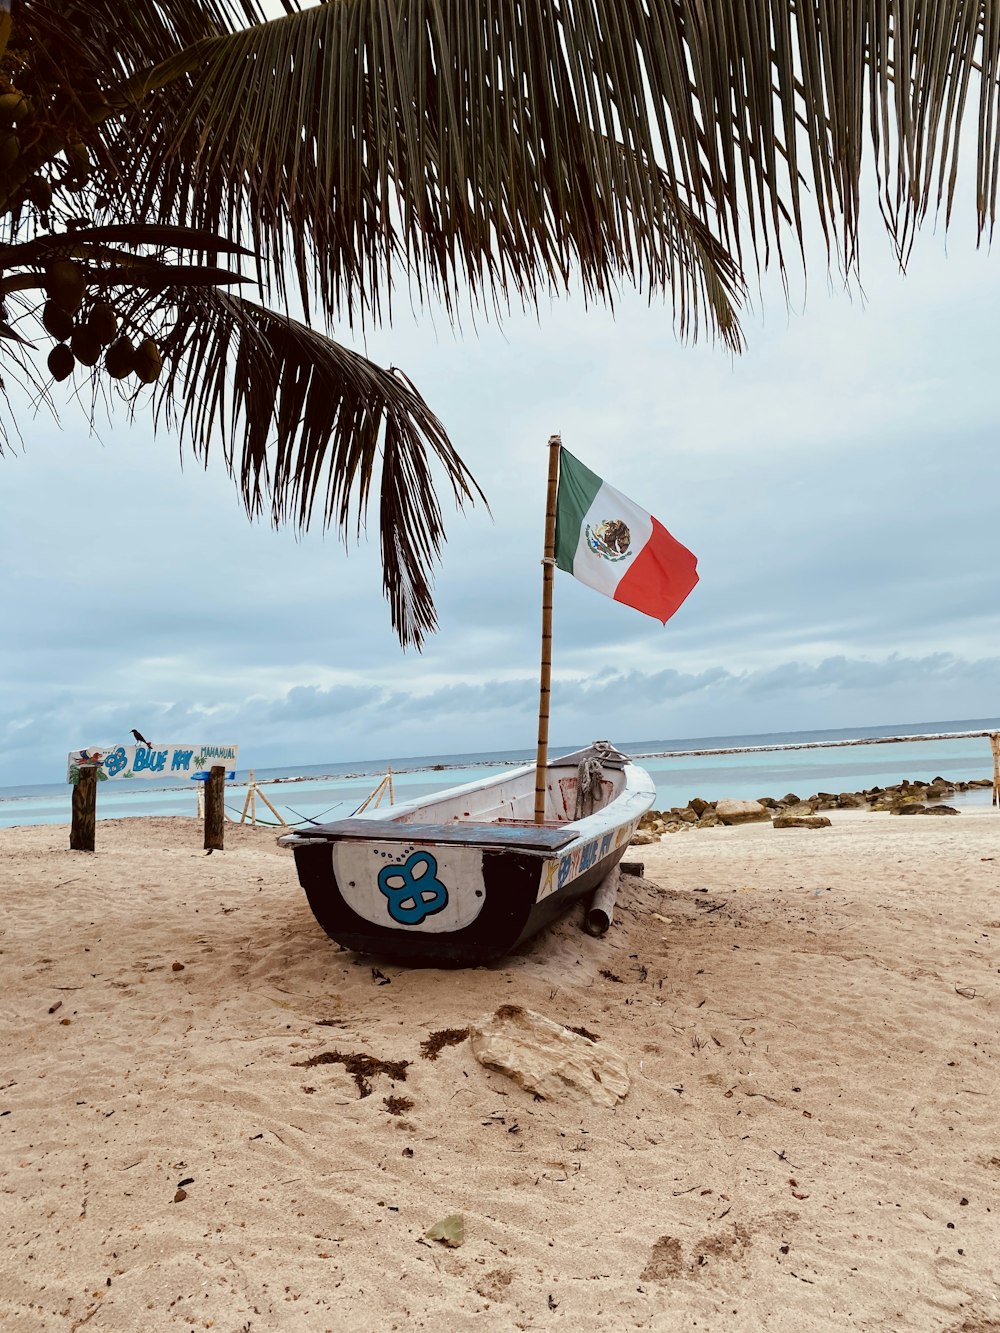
(131, 728, 153, 748)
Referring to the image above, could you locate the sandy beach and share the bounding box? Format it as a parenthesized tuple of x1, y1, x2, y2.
(1, 811, 998, 1331)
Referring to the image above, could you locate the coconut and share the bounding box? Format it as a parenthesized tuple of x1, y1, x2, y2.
(70, 325, 102, 367)
(64, 141, 90, 189)
(0, 92, 30, 128)
(132, 337, 162, 384)
(47, 344, 75, 382)
(66, 141, 89, 168)
(42, 300, 74, 342)
(44, 260, 86, 316)
(25, 175, 52, 211)
(104, 336, 134, 380)
(0, 132, 20, 171)
(87, 301, 117, 345)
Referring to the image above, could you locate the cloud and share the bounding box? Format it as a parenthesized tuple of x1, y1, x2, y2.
(3, 650, 997, 785)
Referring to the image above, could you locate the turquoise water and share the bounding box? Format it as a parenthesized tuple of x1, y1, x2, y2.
(1, 717, 996, 829)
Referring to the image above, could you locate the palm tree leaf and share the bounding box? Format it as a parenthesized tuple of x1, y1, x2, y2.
(11, 0, 1000, 644)
(91, 0, 1000, 330)
(21, 0, 276, 69)
(21, 1, 1000, 292)
(153, 289, 483, 646)
(0, 232, 246, 268)
(0, 320, 34, 346)
(92, 264, 252, 290)
(0, 236, 252, 286)
(29, 224, 254, 256)
(95, 1, 754, 342)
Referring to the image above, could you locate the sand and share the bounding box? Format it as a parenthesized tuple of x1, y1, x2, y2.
(1, 811, 998, 1331)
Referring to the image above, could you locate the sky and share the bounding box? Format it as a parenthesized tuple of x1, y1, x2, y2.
(2, 203, 999, 786)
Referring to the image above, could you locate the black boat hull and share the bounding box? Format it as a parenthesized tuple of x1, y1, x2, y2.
(291, 838, 630, 965)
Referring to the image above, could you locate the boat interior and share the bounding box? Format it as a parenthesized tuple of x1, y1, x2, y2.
(389, 761, 623, 828)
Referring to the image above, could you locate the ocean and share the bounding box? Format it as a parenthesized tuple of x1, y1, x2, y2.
(1, 717, 997, 830)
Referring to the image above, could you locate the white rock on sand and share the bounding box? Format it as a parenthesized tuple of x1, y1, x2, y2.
(470, 1004, 630, 1107)
(0, 809, 998, 1330)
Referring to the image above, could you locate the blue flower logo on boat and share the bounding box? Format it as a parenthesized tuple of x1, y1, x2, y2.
(378, 851, 449, 926)
(585, 518, 631, 561)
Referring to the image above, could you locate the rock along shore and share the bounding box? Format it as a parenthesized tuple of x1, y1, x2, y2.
(631, 775, 994, 841)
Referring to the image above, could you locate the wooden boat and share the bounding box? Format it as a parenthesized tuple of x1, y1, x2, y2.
(280, 742, 655, 965)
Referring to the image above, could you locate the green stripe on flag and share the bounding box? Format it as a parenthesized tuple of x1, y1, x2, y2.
(555, 448, 603, 571)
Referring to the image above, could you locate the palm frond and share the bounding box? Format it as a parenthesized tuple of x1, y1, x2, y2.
(21, 0, 276, 74)
(97, 0, 755, 342)
(93, 0, 1000, 327)
(9, 0, 1000, 646)
(0, 224, 255, 265)
(154, 290, 482, 647)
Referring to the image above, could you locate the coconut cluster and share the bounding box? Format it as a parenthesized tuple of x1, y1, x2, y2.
(0, 86, 63, 215)
(2, 79, 163, 388)
(42, 259, 162, 385)
(0, 87, 34, 171)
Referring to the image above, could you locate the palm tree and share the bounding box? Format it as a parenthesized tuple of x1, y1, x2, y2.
(1, 1, 997, 643)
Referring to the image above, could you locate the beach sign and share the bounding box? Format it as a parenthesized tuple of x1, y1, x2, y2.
(68, 744, 239, 784)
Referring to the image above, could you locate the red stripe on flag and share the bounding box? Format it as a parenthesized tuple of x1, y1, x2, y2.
(613, 517, 699, 624)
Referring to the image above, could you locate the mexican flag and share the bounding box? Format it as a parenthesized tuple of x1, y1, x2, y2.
(554, 447, 699, 624)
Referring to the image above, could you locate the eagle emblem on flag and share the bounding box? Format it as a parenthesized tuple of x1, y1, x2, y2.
(585, 518, 632, 561)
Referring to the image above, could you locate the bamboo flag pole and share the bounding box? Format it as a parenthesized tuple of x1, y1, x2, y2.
(534, 434, 562, 824)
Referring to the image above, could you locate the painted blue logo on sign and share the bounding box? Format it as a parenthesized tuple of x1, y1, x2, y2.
(104, 746, 129, 777)
(378, 851, 449, 925)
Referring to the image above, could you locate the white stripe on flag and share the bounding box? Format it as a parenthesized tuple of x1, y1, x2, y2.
(571, 480, 654, 599)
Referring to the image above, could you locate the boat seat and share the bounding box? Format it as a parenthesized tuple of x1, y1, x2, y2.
(301, 817, 578, 851)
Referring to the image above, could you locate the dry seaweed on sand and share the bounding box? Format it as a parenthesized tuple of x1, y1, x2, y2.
(292, 1049, 410, 1097)
(419, 1027, 471, 1060)
(383, 1095, 415, 1115)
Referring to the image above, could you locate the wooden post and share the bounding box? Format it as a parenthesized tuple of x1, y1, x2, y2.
(204, 764, 226, 851)
(70, 765, 97, 852)
(356, 773, 389, 814)
(254, 784, 287, 826)
(991, 732, 1000, 808)
(534, 434, 561, 824)
(238, 770, 286, 826)
(239, 770, 254, 824)
(252, 778, 288, 826)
